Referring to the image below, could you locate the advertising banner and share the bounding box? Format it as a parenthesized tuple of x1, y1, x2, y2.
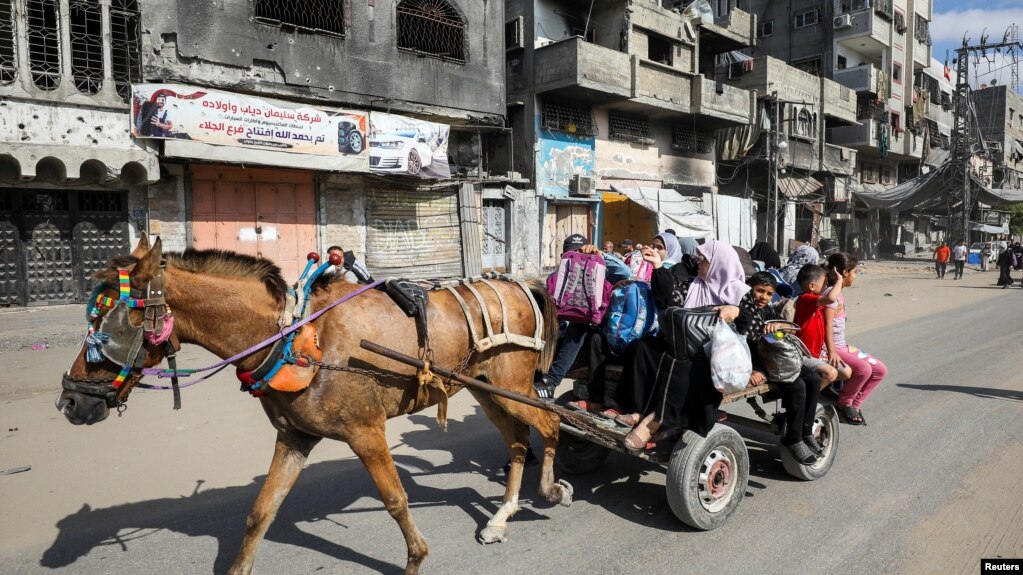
(369, 112, 451, 179)
(131, 84, 369, 171)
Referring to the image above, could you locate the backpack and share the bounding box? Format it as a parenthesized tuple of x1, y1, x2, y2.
(604, 281, 658, 354)
(549, 251, 610, 324)
(625, 250, 653, 282)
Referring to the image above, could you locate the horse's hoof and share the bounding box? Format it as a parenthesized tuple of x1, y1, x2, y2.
(557, 479, 574, 507)
(478, 524, 508, 544)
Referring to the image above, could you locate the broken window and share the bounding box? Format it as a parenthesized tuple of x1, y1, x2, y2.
(541, 101, 596, 136)
(609, 112, 652, 144)
(254, 0, 345, 37)
(110, 0, 141, 101)
(0, 0, 15, 84)
(647, 33, 673, 66)
(70, 0, 103, 94)
(672, 126, 713, 153)
(27, 0, 62, 90)
(396, 0, 467, 63)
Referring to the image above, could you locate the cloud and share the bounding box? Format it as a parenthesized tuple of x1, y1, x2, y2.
(930, 9, 1023, 43)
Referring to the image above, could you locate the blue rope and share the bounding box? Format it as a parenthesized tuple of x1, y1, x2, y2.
(85, 331, 110, 364)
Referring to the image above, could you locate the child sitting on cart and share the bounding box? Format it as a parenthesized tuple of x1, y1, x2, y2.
(743, 272, 832, 464)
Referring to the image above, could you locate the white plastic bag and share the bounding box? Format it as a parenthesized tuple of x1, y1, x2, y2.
(705, 322, 752, 394)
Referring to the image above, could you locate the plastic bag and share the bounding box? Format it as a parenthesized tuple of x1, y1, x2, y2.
(705, 322, 752, 394)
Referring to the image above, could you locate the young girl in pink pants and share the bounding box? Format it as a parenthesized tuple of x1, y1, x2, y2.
(824, 253, 887, 425)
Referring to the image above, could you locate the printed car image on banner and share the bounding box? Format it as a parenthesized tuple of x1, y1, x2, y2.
(130, 84, 369, 170)
(369, 113, 451, 178)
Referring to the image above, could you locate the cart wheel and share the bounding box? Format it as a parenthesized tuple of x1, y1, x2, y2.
(780, 403, 840, 481)
(666, 425, 748, 530)
(553, 391, 610, 475)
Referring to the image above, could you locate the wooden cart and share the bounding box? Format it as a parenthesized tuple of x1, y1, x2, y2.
(554, 366, 841, 530)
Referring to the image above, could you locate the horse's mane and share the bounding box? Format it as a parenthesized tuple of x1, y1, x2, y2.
(93, 249, 288, 304)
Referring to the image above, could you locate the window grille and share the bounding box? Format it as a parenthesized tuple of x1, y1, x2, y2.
(541, 101, 596, 136)
(70, 0, 103, 94)
(672, 126, 713, 153)
(110, 0, 141, 100)
(793, 9, 818, 29)
(609, 112, 652, 144)
(254, 0, 345, 37)
(873, 0, 893, 19)
(0, 0, 15, 84)
(27, 0, 61, 90)
(893, 11, 906, 34)
(396, 0, 467, 63)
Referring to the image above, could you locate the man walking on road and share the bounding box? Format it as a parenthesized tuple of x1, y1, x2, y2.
(952, 240, 968, 280)
(932, 241, 950, 279)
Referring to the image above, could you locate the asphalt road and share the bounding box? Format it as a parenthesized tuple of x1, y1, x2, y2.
(2, 266, 1022, 575)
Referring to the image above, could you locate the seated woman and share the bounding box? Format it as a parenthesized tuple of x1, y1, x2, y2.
(616, 239, 756, 452)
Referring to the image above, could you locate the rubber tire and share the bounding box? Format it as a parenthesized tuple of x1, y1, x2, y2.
(348, 131, 365, 154)
(666, 424, 749, 530)
(780, 403, 840, 481)
(407, 149, 422, 175)
(553, 391, 611, 475)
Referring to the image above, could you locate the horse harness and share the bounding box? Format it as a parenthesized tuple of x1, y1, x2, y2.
(61, 264, 183, 413)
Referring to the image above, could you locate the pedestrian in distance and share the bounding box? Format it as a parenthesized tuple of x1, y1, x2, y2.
(996, 245, 1015, 288)
(951, 240, 968, 280)
(932, 241, 949, 279)
(981, 243, 992, 272)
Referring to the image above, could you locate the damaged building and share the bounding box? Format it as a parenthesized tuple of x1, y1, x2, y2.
(505, 0, 759, 267)
(0, 0, 156, 305)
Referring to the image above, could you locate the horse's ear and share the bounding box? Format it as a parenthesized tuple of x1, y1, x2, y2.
(135, 237, 163, 280)
(131, 233, 151, 258)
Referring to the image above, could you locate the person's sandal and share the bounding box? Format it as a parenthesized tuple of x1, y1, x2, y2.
(784, 441, 818, 465)
(841, 405, 865, 425)
(598, 407, 622, 420)
(566, 400, 601, 413)
(623, 414, 657, 454)
(614, 413, 642, 427)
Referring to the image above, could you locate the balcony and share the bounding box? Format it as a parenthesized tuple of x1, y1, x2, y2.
(828, 120, 879, 149)
(632, 60, 695, 114)
(691, 76, 752, 126)
(722, 56, 856, 124)
(925, 99, 953, 130)
(698, 7, 757, 50)
(834, 64, 882, 96)
(824, 144, 858, 176)
(834, 9, 892, 59)
(534, 38, 632, 103)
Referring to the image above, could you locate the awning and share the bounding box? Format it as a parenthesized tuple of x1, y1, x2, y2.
(850, 164, 948, 211)
(972, 223, 1009, 234)
(776, 174, 824, 199)
(610, 185, 715, 238)
(971, 173, 1023, 206)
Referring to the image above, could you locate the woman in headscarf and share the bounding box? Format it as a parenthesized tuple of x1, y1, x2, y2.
(616, 240, 758, 452)
(749, 241, 782, 270)
(780, 244, 821, 289)
(653, 232, 683, 267)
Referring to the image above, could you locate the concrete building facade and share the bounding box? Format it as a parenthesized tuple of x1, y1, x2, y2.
(506, 0, 758, 266)
(973, 84, 1023, 191)
(0, 0, 158, 306)
(746, 0, 934, 257)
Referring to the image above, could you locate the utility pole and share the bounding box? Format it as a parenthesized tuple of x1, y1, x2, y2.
(951, 28, 1022, 242)
(770, 91, 780, 253)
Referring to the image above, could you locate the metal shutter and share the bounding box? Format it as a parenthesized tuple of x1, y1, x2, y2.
(365, 188, 463, 278)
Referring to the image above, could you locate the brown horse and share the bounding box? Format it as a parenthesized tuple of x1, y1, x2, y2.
(55, 234, 571, 575)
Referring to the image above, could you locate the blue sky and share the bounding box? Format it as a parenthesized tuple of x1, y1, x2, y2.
(931, 0, 1023, 93)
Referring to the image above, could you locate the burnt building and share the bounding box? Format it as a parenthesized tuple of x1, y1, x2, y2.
(505, 0, 759, 266)
(138, 0, 533, 280)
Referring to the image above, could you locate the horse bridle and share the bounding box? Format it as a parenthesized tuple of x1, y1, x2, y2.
(61, 264, 182, 412)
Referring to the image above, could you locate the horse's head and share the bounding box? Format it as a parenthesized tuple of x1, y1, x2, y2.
(57, 233, 176, 424)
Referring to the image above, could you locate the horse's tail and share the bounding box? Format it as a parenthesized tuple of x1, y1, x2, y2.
(526, 279, 558, 374)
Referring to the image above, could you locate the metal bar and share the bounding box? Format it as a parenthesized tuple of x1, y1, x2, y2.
(360, 339, 549, 410)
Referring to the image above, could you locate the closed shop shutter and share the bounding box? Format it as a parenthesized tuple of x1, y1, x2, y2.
(190, 166, 316, 282)
(365, 187, 463, 278)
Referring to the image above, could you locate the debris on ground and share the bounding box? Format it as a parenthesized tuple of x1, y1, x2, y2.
(0, 465, 31, 476)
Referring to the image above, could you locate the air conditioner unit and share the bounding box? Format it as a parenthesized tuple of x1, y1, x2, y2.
(834, 14, 853, 29)
(569, 174, 597, 196)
